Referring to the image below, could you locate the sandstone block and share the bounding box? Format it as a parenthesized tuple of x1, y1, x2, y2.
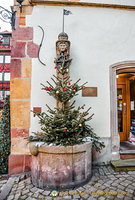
(9, 154, 31, 175)
(11, 128, 29, 138)
(27, 42, 39, 58)
(12, 27, 33, 40)
(10, 101, 30, 128)
(10, 59, 21, 79)
(11, 137, 30, 155)
(11, 41, 26, 58)
(22, 59, 32, 78)
(10, 79, 31, 99)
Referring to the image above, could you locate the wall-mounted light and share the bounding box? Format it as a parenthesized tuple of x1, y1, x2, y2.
(0, 0, 25, 30)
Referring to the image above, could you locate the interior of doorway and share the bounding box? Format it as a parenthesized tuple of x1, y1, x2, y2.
(117, 72, 135, 151)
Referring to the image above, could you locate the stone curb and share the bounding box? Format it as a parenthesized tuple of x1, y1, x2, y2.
(0, 177, 16, 200)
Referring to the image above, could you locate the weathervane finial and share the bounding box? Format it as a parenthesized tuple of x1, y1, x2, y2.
(62, 9, 72, 33)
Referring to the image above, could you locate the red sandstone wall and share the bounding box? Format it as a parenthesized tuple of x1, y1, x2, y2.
(9, 2, 39, 175)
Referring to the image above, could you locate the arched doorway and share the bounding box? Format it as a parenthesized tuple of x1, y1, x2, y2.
(110, 61, 135, 160)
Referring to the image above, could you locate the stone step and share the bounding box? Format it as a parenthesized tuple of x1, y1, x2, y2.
(111, 159, 135, 171)
(120, 150, 135, 160)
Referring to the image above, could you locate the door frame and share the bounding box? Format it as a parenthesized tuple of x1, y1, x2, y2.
(110, 61, 135, 160)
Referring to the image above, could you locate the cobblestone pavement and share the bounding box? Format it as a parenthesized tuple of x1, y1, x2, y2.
(0, 165, 135, 200)
(0, 175, 8, 192)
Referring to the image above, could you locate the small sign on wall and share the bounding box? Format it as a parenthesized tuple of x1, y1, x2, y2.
(82, 87, 97, 97)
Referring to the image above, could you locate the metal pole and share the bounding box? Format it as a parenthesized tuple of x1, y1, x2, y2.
(62, 9, 64, 32)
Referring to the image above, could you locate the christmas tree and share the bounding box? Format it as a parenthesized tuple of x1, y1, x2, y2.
(27, 45, 104, 152)
(0, 95, 10, 174)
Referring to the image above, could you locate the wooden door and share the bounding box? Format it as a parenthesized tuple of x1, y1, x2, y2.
(117, 84, 127, 141)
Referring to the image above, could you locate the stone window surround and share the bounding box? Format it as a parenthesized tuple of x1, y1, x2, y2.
(110, 61, 135, 160)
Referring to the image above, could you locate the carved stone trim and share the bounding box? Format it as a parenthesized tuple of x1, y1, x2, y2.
(110, 61, 135, 160)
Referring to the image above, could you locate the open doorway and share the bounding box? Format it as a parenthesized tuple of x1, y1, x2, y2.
(110, 62, 135, 160)
(117, 73, 135, 155)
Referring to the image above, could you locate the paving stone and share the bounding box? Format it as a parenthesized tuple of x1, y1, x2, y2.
(125, 188, 134, 193)
(132, 182, 135, 186)
(81, 194, 89, 199)
(124, 197, 132, 200)
(128, 171, 135, 174)
(38, 194, 44, 198)
(87, 197, 97, 200)
(106, 194, 115, 199)
(28, 192, 33, 196)
(33, 193, 39, 198)
(63, 196, 72, 199)
(99, 168, 105, 176)
(42, 190, 50, 196)
(111, 182, 119, 187)
(7, 195, 14, 200)
(127, 176, 134, 181)
(26, 197, 33, 200)
(120, 182, 129, 187)
(77, 187, 85, 192)
(22, 189, 30, 195)
(89, 186, 97, 192)
(73, 194, 80, 199)
(98, 197, 106, 200)
(20, 195, 27, 199)
(30, 187, 38, 193)
(1, 166, 135, 200)
(117, 194, 124, 198)
(117, 184, 125, 190)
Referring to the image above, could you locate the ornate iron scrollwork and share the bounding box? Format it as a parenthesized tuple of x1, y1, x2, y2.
(38, 26, 46, 66)
(0, 6, 16, 29)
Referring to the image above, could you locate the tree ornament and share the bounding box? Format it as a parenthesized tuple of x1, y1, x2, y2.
(54, 66, 57, 69)
(79, 124, 82, 127)
(36, 133, 39, 136)
(72, 88, 74, 90)
(56, 91, 59, 95)
(49, 86, 52, 90)
(66, 69, 69, 73)
(64, 130, 67, 132)
(33, 114, 36, 117)
(68, 82, 71, 85)
(63, 88, 66, 91)
(82, 107, 84, 109)
(60, 67, 62, 70)
(82, 115, 85, 117)
(68, 100, 71, 103)
(46, 88, 49, 91)
(64, 54, 67, 57)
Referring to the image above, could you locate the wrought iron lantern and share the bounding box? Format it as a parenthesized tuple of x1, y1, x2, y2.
(0, 0, 25, 30)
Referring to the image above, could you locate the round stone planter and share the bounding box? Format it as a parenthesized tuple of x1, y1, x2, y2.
(29, 141, 92, 190)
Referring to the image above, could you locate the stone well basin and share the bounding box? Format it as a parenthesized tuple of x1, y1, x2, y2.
(29, 141, 92, 190)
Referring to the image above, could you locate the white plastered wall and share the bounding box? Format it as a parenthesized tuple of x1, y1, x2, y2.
(27, 6, 135, 162)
